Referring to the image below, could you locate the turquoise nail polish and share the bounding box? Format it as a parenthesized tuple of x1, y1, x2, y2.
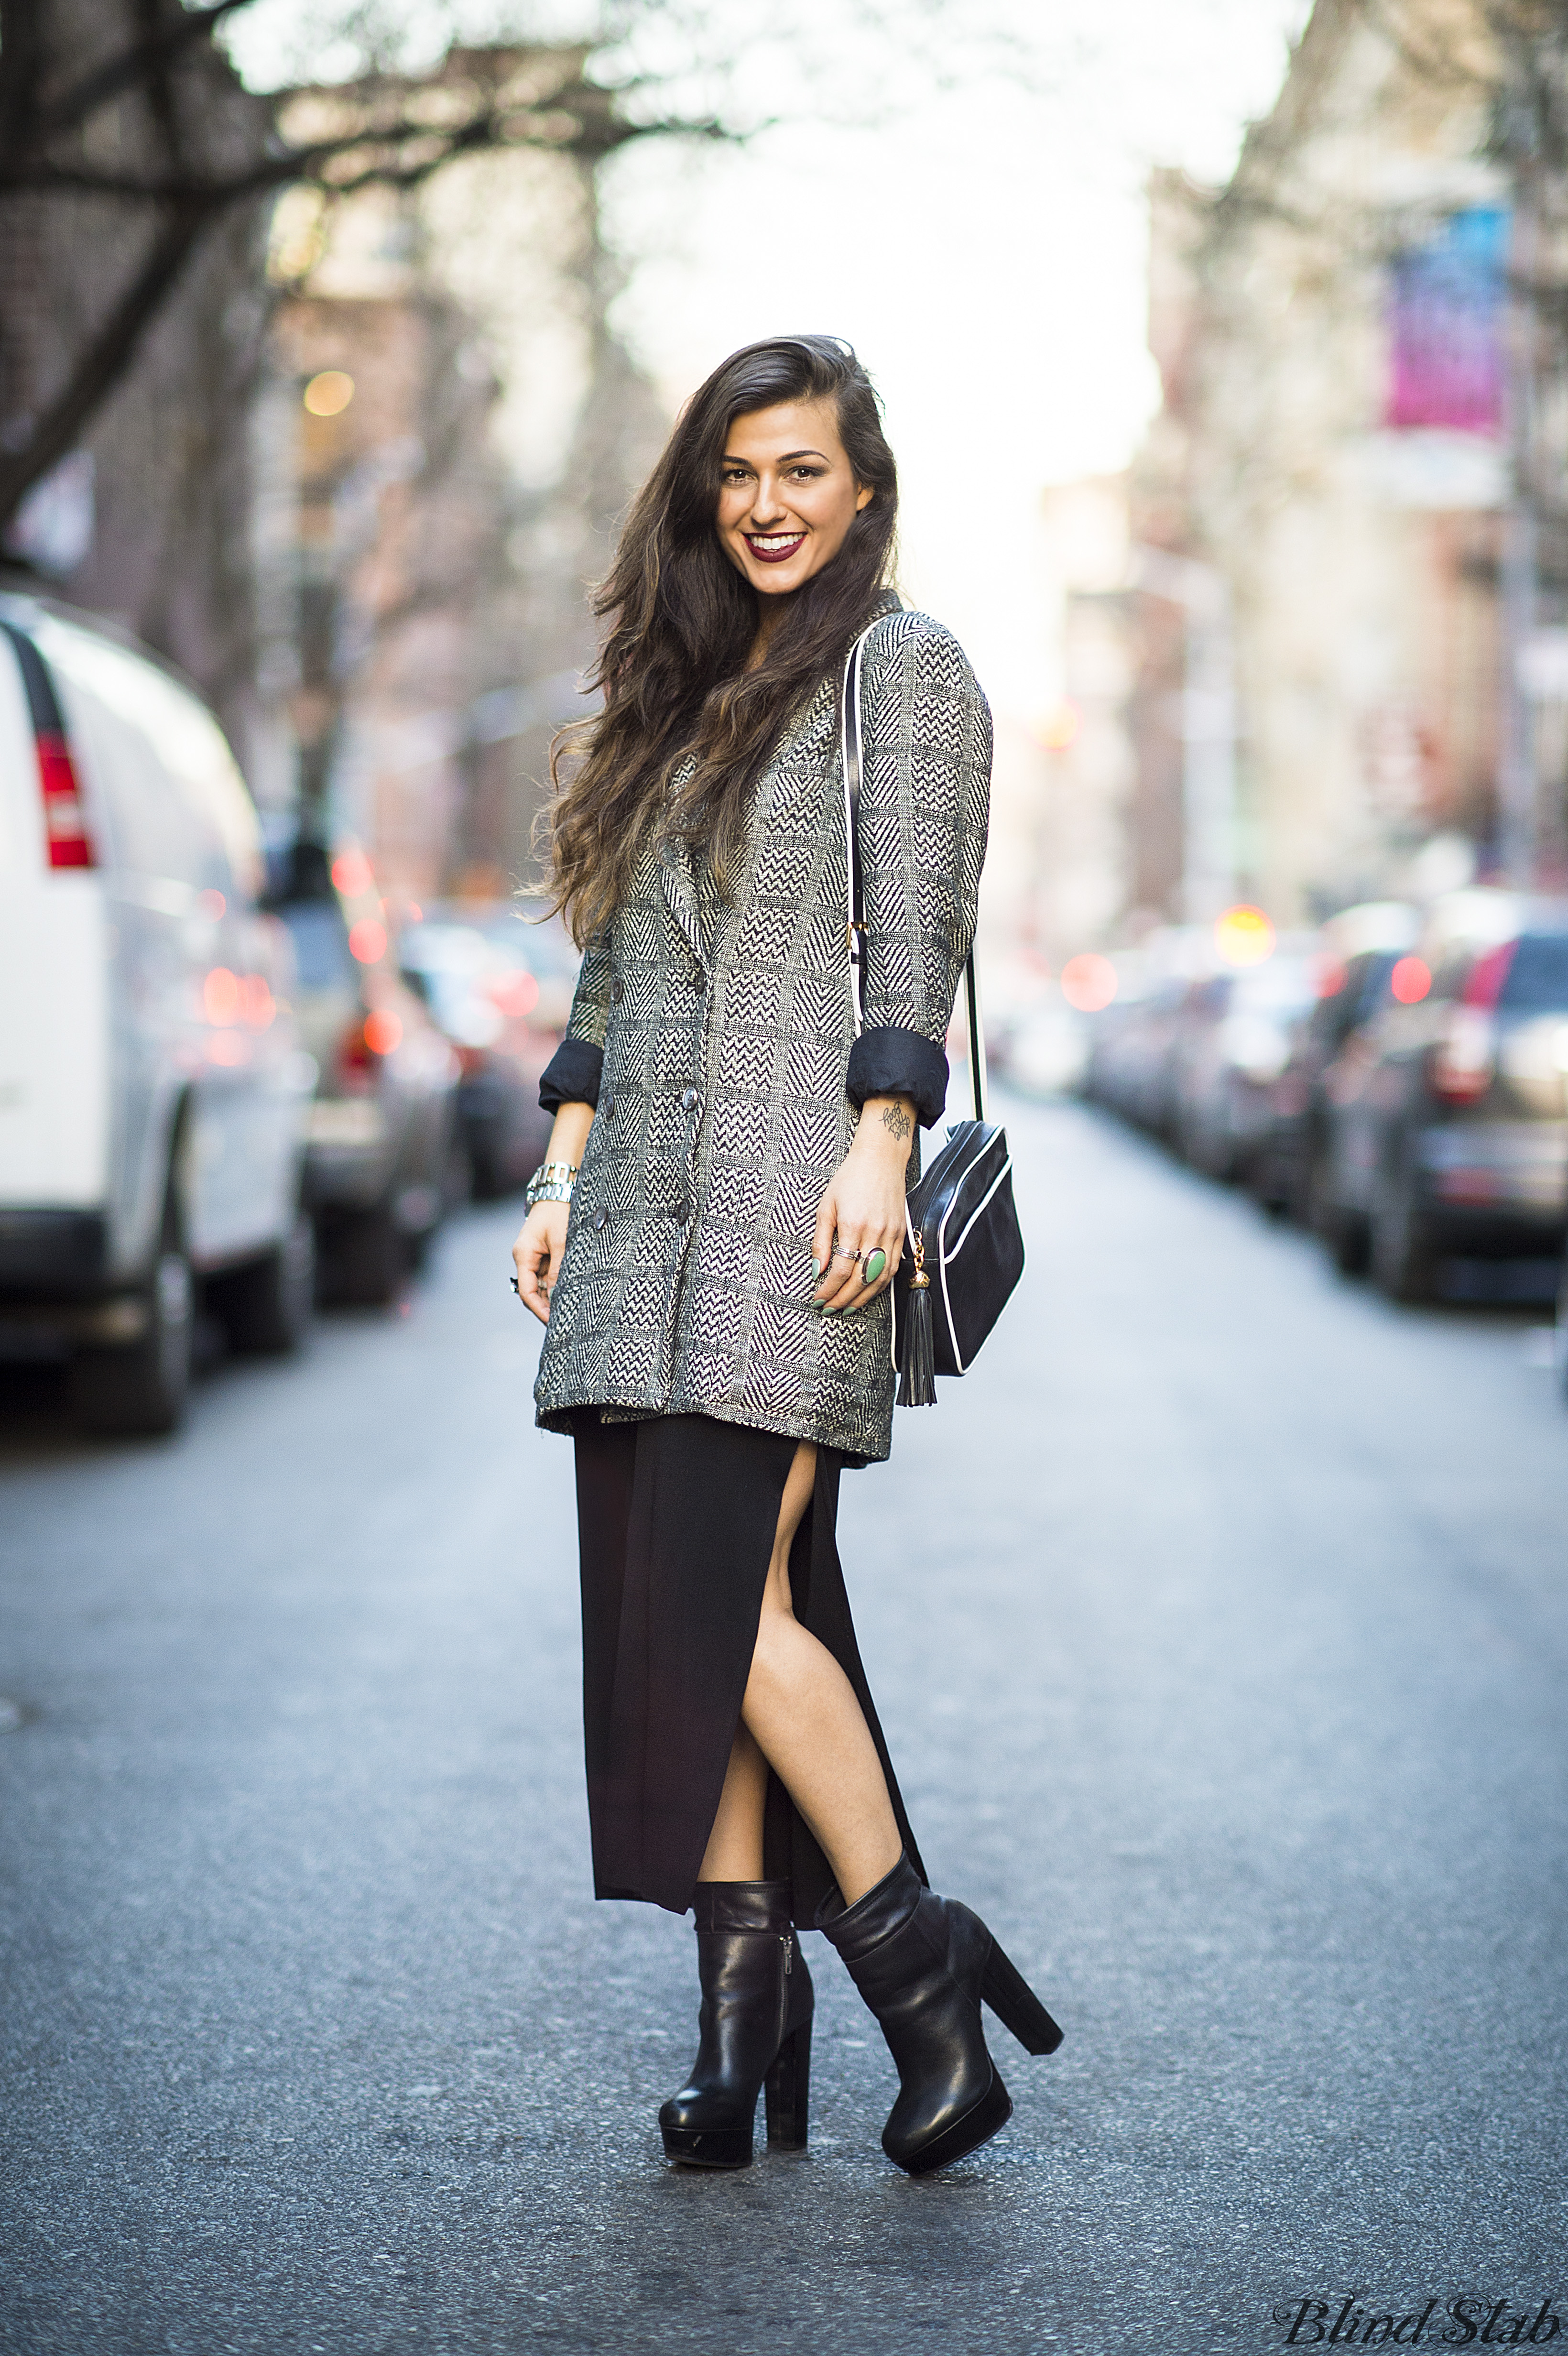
(810, 1257, 820, 1279)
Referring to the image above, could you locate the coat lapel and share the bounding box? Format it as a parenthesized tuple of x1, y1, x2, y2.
(659, 834, 710, 972)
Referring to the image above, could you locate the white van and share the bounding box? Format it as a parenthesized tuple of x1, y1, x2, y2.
(0, 592, 315, 1433)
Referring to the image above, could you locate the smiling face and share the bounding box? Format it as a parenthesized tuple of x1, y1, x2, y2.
(716, 396, 874, 602)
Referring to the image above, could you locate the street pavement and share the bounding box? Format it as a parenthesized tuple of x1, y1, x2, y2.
(2, 1096, 1566, 2356)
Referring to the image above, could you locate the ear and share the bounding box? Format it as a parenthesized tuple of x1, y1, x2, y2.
(855, 483, 874, 513)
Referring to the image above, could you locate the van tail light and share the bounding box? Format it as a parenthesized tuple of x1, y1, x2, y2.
(0, 622, 96, 870)
(337, 1015, 379, 1090)
(1432, 1005, 1496, 1104)
(37, 731, 93, 867)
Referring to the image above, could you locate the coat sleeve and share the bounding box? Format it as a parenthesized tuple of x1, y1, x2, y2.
(538, 926, 611, 1112)
(844, 617, 992, 1129)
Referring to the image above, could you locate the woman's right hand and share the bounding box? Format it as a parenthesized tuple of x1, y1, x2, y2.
(513, 1201, 571, 1324)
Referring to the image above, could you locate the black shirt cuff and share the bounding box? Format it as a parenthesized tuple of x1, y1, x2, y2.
(539, 1036, 603, 1113)
(846, 1025, 949, 1129)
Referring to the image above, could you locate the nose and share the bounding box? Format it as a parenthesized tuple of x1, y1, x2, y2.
(747, 473, 788, 527)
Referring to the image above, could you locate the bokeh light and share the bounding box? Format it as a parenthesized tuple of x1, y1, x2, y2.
(1038, 700, 1082, 751)
(332, 848, 374, 896)
(204, 966, 240, 1025)
(363, 1009, 402, 1055)
(1391, 956, 1432, 1005)
(1215, 905, 1275, 967)
(348, 918, 387, 964)
(1060, 952, 1118, 1013)
(488, 969, 540, 1019)
(242, 975, 275, 1029)
(304, 370, 355, 417)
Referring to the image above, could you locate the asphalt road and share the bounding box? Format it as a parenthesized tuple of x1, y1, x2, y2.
(2, 1097, 1566, 2356)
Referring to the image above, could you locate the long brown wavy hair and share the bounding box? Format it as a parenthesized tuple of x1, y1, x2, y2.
(543, 334, 899, 946)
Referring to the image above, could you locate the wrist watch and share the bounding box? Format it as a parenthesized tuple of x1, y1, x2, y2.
(526, 1160, 578, 1209)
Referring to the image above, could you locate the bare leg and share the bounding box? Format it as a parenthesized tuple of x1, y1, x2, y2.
(697, 1442, 903, 1906)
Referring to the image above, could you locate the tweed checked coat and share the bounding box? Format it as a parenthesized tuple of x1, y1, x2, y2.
(534, 604, 992, 1466)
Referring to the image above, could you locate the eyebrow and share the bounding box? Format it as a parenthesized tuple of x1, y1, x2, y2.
(722, 448, 830, 465)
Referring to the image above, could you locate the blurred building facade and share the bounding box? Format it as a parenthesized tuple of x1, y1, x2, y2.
(1128, 0, 1510, 930)
(262, 81, 667, 903)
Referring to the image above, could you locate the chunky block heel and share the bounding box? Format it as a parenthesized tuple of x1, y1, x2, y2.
(981, 1940, 1064, 2055)
(818, 1854, 1062, 2176)
(763, 2017, 811, 2149)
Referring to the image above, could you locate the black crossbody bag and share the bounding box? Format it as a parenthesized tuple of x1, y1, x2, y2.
(840, 623, 1025, 1407)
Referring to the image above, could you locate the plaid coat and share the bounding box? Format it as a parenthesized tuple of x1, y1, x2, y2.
(533, 605, 991, 1466)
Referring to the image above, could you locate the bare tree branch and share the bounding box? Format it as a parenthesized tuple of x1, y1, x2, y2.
(28, 0, 258, 148)
(0, 0, 49, 162)
(0, 201, 210, 526)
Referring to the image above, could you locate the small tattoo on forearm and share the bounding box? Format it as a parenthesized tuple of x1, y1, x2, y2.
(880, 1103, 913, 1143)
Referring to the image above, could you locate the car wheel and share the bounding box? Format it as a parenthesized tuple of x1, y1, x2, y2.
(211, 1208, 315, 1355)
(1371, 1152, 1438, 1304)
(70, 1202, 193, 1437)
(1307, 1143, 1366, 1275)
(1325, 1207, 1370, 1276)
(320, 1200, 407, 1309)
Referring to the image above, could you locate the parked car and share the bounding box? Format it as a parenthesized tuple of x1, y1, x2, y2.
(1169, 949, 1319, 1182)
(0, 591, 314, 1433)
(1248, 903, 1418, 1232)
(1086, 974, 1195, 1136)
(1317, 895, 1568, 1301)
(397, 900, 575, 1197)
(264, 838, 460, 1306)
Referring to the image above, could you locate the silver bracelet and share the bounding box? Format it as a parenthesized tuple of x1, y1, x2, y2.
(526, 1160, 578, 1209)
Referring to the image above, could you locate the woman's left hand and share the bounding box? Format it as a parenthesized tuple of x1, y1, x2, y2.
(812, 1095, 916, 1311)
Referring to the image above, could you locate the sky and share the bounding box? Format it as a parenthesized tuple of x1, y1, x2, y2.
(228, 0, 1309, 722)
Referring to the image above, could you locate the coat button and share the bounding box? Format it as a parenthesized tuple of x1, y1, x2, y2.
(681, 1087, 698, 1111)
(603, 1092, 615, 1119)
(593, 1208, 608, 1232)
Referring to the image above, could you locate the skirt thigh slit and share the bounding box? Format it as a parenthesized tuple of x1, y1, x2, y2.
(572, 1412, 924, 1926)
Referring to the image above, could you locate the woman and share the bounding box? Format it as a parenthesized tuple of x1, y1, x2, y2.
(512, 334, 1061, 2178)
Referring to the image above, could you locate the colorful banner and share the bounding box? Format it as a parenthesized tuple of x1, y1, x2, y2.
(1386, 207, 1508, 436)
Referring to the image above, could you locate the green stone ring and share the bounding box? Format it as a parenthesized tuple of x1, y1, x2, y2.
(862, 1248, 887, 1285)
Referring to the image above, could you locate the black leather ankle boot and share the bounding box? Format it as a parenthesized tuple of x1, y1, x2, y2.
(658, 1879, 814, 2169)
(817, 1853, 1062, 2176)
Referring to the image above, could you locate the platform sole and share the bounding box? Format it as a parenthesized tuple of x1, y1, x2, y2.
(889, 2067, 1013, 2178)
(660, 2123, 754, 2169)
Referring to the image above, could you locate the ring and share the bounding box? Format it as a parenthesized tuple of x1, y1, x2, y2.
(831, 1242, 861, 1261)
(862, 1248, 887, 1284)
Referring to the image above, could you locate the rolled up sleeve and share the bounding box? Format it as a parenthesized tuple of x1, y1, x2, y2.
(849, 618, 991, 1130)
(537, 926, 611, 1112)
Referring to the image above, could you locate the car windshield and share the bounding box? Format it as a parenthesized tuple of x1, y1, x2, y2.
(1501, 934, 1568, 1013)
(276, 900, 355, 992)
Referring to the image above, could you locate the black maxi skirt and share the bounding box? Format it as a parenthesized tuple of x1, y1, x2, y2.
(571, 1411, 925, 1928)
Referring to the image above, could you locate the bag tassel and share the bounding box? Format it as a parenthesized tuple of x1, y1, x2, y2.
(898, 1235, 937, 1408)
